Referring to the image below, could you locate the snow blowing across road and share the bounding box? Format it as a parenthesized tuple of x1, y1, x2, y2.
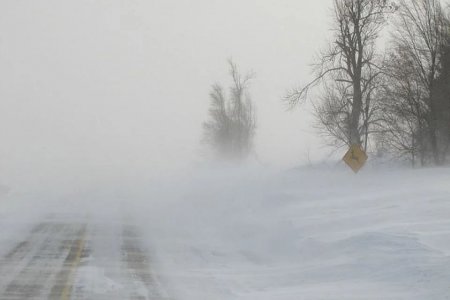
(0, 165, 450, 299)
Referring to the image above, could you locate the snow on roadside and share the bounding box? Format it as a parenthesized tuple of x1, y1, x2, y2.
(132, 166, 450, 300)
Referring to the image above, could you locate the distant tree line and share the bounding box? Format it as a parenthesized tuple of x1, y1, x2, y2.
(286, 0, 450, 167)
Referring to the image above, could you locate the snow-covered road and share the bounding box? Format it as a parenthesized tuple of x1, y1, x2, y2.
(0, 214, 170, 300)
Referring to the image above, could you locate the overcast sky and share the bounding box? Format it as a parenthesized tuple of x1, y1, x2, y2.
(0, 0, 334, 186)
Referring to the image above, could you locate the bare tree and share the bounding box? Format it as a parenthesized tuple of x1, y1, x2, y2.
(313, 66, 385, 151)
(381, 0, 449, 165)
(202, 84, 233, 159)
(433, 22, 450, 163)
(285, 0, 395, 149)
(376, 45, 429, 166)
(203, 60, 256, 161)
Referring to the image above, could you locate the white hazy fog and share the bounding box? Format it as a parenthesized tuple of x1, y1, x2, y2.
(2, 3, 450, 299)
(0, 0, 333, 187)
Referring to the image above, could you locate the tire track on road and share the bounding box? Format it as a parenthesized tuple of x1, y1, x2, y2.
(0, 222, 87, 300)
(121, 225, 171, 300)
(0, 222, 54, 297)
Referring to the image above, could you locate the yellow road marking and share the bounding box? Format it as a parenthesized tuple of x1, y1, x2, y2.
(60, 231, 86, 300)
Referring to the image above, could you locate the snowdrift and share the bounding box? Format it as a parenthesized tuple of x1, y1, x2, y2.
(131, 166, 450, 300)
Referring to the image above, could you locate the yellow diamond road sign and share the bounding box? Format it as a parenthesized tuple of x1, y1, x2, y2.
(343, 144, 368, 173)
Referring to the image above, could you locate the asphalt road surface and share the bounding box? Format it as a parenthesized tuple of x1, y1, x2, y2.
(0, 215, 170, 300)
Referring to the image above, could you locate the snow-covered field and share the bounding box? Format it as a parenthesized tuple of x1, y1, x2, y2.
(130, 166, 450, 300)
(1, 165, 450, 299)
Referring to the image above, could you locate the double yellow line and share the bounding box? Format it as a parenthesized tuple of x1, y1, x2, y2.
(60, 231, 87, 300)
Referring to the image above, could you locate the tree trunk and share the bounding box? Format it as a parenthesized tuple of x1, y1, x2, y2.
(429, 88, 441, 166)
(350, 80, 363, 145)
